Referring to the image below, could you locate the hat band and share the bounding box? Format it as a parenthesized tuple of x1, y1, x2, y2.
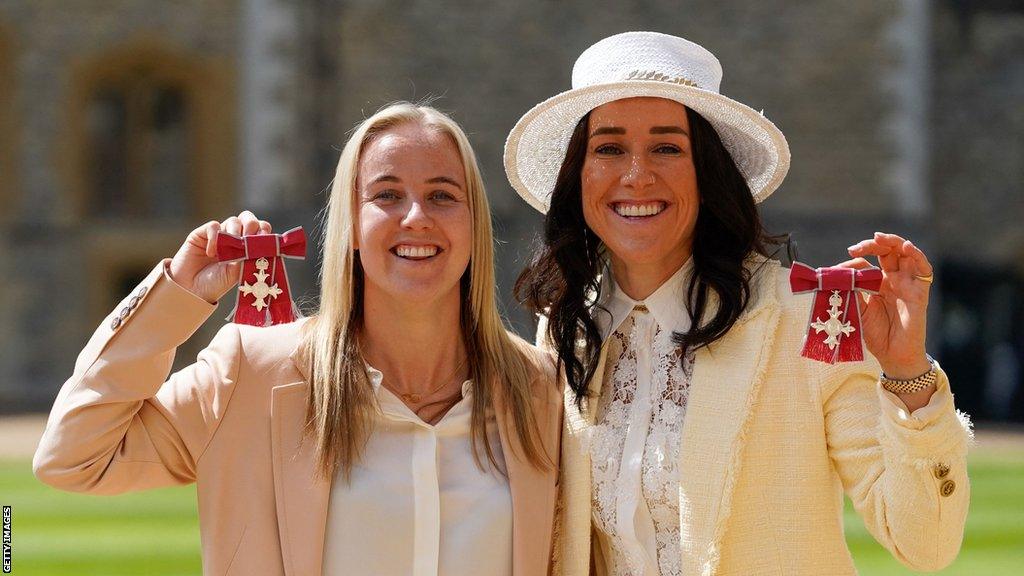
(623, 69, 700, 88)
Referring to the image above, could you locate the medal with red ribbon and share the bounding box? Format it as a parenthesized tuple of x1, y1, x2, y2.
(789, 261, 883, 364)
(216, 226, 307, 326)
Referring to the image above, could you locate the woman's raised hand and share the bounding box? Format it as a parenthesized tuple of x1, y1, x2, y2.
(841, 231, 933, 379)
(168, 210, 273, 304)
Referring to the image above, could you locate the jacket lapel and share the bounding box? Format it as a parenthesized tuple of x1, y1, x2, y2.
(555, 344, 610, 576)
(272, 351, 331, 576)
(677, 263, 781, 575)
(495, 383, 560, 576)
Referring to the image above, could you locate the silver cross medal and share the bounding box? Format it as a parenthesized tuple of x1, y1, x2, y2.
(239, 257, 283, 312)
(811, 290, 855, 350)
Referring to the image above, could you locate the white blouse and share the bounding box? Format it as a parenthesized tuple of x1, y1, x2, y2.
(589, 258, 695, 576)
(321, 364, 512, 576)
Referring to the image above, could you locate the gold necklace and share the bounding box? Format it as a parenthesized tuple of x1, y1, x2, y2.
(384, 356, 467, 404)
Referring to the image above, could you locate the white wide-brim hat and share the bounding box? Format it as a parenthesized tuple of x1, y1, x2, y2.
(504, 31, 791, 213)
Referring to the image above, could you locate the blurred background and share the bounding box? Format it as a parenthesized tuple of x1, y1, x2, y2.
(0, 0, 1021, 574)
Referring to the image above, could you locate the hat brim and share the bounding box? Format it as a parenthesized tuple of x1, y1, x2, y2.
(504, 80, 791, 213)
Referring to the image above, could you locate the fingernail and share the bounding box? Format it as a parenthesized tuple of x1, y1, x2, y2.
(847, 245, 857, 251)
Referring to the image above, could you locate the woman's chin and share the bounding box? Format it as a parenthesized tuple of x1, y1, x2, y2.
(368, 273, 462, 307)
(607, 242, 676, 267)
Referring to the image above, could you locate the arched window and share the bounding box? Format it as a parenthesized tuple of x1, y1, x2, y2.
(68, 42, 236, 366)
(68, 41, 235, 223)
(86, 73, 190, 219)
(86, 70, 192, 217)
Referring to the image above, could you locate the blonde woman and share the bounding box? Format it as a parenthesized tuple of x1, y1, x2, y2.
(510, 33, 971, 575)
(34, 103, 561, 576)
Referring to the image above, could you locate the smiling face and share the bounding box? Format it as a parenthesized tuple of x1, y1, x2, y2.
(581, 97, 700, 290)
(355, 122, 472, 305)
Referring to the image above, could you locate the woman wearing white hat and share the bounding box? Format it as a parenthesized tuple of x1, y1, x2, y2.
(510, 32, 971, 575)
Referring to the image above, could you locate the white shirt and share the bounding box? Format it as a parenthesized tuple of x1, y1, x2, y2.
(589, 258, 694, 576)
(321, 363, 512, 576)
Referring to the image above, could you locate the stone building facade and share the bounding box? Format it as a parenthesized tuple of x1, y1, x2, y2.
(1, 0, 1021, 419)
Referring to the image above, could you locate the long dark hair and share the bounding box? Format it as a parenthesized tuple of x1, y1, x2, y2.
(515, 106, 794, 406)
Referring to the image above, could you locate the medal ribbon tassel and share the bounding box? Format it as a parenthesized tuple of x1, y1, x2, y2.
(789, 262, 882, 364)
(216, 226, 307, 326)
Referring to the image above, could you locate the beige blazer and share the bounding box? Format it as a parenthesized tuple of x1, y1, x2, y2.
(33, 258, 563, 576)
(548, 258, 971, 575)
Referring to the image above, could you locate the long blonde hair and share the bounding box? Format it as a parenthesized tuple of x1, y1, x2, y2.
(300, 102, 546, 481)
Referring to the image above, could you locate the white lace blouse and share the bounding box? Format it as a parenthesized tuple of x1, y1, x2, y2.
(589, 258, 695, 576)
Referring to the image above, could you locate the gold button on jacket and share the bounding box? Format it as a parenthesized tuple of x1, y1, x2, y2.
(940, 479, 957, 497)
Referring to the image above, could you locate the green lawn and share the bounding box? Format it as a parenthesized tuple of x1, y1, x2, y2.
(0, 461, 201, 575)
(2, 448, 1022, 575)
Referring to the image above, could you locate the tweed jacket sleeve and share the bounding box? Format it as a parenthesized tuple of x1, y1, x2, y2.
(33, 258, 240, 495)
(818, 352, 971, 571)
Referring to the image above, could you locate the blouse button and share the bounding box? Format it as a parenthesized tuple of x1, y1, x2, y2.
(933, 462, 950, 479)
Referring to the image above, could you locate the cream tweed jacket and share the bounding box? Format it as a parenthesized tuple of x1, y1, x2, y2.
(544, 257, 971, 575)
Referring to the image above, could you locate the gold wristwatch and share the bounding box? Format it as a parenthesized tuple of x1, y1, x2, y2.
(880, 354, 937, 394)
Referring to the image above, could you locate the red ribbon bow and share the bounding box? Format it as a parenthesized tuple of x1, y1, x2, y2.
(216, 226, 307, 326)
(789, 261, 883, 364)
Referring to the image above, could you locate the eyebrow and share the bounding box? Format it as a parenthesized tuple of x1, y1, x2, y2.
(368, 174, 463, 190)
(589, 125, 689, 138)
(650, 126, 689, 136)
(589, 126, 625, 138)
(368, 174, 401, 185)
(426, 176, 463, 188)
